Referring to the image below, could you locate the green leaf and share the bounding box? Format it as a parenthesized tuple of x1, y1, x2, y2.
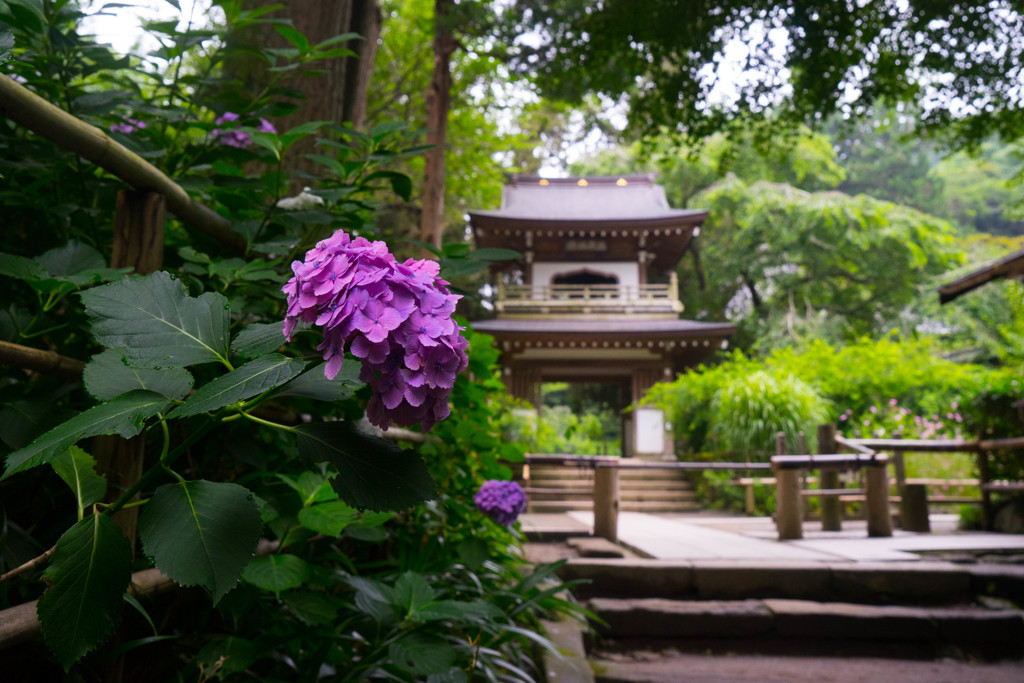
(456, 538, 489, 570)
(297, 501, 359, 536)
(389, 633, 456, 676)
(37, 514, 131, 671)
(0, 30, 13, 64)
(83, 348, 193, 401)
(0, 252, 49, 281)
(415, 599, 503, 622)
(37, 240, 105, 277)
(241, 554, 310, 594)
(395, 572, 435, 613)
(273, 361, 363, 401)
(194, 636, 261, 677)
(230, 321, 286, 358)
(138, 480, 262, 603)
(80, 271, 231, 368)
(2, 391, 170, 480)
(274, 24, 309, 51)
(282, 592, 340, 625)
(294, 422, 435, 511)
(166, 354, 305, 419)
(51, 447, 107, 515)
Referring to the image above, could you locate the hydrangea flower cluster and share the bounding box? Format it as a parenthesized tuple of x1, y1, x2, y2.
(474, 480, 528, 526)
(110, 118, 146, 134)
(282, 230, 468, 430)
(212, 112, 276, 148)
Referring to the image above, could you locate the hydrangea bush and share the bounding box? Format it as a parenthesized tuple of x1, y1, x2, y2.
(283, 230, 469, 430)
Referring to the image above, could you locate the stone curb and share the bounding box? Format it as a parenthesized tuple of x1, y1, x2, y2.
(540, 618, 595, 683)
(589, 597, 1024, 648)
(559, 558, 1024, 604)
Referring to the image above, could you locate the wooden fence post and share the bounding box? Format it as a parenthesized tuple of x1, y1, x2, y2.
(818, 423, 841, 531)
(772, 460, 803, 540)
(94, 191, 166, 549)
(901, 484, 930, 532)
(977, 443, 993, 530)
(593, 464, 620, 543)
(864, 456, 893, 537)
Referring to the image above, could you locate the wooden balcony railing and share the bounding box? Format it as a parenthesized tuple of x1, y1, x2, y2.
(495, 279, 682, 316)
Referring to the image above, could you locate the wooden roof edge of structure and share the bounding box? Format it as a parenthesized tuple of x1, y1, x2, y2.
(938, 247, 1024, 304)
(507, 173, 658, 186)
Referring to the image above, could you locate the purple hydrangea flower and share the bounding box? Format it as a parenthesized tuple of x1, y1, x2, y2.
(257, 118, 276, 134)
(282, 230, 468, 431)
(474, 480, 528, 526)
(110, 118, 146, 134)
(212, 112, 250, 148)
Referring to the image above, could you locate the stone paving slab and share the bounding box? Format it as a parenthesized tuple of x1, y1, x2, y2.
(519, 511, 1024, 563)
(566, 512, 845, 562)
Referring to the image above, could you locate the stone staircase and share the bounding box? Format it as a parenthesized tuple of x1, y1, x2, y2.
(557, 556, 1024, 674)
(521, 463, 700, 514)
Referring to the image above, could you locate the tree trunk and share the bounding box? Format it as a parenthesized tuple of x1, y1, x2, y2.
(419, 0, 457, 253)
(232, 1, 381, 184)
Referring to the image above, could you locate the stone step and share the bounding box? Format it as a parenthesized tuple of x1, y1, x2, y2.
(588, 597, 1024, 657)
(621, 501, 703, 513)
(527, 488, 696, 501)
(559, 559, 1024, 606)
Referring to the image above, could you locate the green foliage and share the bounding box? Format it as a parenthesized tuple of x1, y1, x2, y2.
(80, 271, 232, 369)
(82, 348, 194, 401)
(686, 176, 963, 349)
(710, 371, 829, 455)
(50, 446, 106, 520)
(37, 514, 132, 671)
(294, 421, 437, 511)
(504, 1, 1024, 150)
(138, 480, 263, 604)
(645, 337, 1021, 456)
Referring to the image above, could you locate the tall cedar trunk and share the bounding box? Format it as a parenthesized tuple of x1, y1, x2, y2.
(232, 1, 381, 185)
(419, 0, 457, 252)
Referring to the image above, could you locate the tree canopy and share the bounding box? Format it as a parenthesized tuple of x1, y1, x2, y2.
(504, 1, 1024, 148)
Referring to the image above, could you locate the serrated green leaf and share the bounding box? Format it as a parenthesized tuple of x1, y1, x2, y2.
(80, 271, 231, 368)
(37, 240, 105, 277)
(296, 500, 358, 536)
(294, 422, 435, 511)
(167, 354, 305, 419)
(138, 480, 262, 603)
(0, 252, 50, 281)
(230, 321, 286, 358)
(83, 348, 193, 401)
(2, 391, 170, 480)
(395, 572, 435, 613)
(415, 599, 503, 622)
(51, 447, 107, 517)
(273, 361, 363, 401)
(389, 633, 456, 675)
(37, 514, 131, 671)
(241, 554, 310, 594)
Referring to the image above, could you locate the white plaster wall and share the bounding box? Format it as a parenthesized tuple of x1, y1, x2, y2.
(531, 261, 639, 287)
(634, 408, 666, 455)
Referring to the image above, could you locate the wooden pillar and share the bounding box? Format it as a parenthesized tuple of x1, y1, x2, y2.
(977, 445, 993, 530)
(864, 456, 893, 538)
(818, 423, 841, 531)
(94, 191, 165, 548)
(773, 461, 803, 540)
(901, 484, 930, 532)
(593, 465, 620, 542)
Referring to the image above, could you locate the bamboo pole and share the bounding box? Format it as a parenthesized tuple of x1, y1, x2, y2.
(0, 74, 245, 254)
(0, 340, 85, 378)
